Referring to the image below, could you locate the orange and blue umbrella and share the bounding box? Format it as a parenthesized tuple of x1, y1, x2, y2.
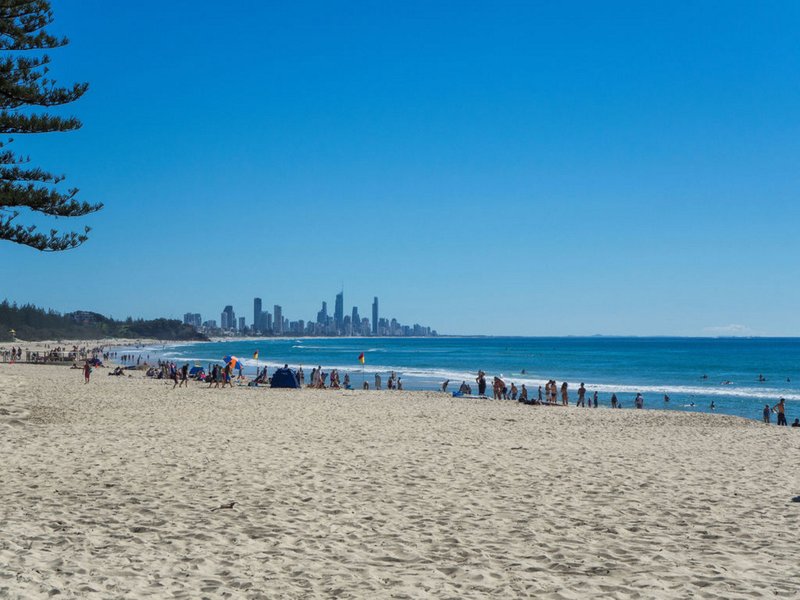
(223, 355, 243, 370)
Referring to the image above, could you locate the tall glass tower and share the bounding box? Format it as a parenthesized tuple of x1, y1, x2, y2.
(372, 297, 378, 335)
(334, 291, 344, 333)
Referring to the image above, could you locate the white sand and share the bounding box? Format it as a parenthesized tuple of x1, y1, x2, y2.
(1, 362, 799, 599)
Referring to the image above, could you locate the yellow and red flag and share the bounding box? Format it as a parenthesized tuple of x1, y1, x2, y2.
(358, 352, 365, 365)
(253, 350, 259, 360)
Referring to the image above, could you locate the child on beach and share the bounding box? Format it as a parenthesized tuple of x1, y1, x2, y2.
(83, 361, 92, 384)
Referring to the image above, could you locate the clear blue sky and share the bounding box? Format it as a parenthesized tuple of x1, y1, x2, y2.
(5, 1, 799, 336)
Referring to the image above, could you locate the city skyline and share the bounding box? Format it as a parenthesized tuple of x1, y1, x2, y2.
(184, 290, 437, 338)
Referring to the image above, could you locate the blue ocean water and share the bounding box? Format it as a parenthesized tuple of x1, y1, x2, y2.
(122, 337, 800, 422)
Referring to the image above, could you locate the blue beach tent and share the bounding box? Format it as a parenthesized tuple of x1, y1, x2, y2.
(270, 367, 299, 388)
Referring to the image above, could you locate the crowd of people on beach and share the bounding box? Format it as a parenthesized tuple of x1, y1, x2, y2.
(4, 342, 798, 427)
(1, 344, 104, 364)
(439, 370, 799, 426)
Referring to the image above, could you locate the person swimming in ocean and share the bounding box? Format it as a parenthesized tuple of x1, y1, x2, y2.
(710, 401, 716, 410)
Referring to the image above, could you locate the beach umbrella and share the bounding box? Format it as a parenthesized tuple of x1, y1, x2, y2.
(223, 355, 242, 370)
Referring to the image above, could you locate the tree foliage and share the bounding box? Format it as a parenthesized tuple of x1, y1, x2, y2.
(0, 0, 101, 251)
(0, 300, 207, 342)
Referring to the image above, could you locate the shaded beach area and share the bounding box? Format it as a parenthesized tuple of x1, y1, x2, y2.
(2, 359, 799, 599)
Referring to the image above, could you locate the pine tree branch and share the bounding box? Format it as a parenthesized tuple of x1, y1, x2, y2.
(0, 213, 88, 251)
(0, 181, 102, 217)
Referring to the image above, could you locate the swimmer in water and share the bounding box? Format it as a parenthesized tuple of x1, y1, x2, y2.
(710, 401, 716, 410)
(664, 394, 670, 403)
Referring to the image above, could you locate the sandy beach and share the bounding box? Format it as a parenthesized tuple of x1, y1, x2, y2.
(2, 360, 799, 599)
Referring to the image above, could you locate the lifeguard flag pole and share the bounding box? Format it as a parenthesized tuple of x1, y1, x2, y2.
(253, 349, 259, 381)
(358, 352, 365, 387)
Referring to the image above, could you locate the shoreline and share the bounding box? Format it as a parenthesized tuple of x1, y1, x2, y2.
(4, 338, 797, 424)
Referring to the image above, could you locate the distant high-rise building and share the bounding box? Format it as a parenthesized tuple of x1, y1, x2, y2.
(273, 305, 283, 335)
(334, 291, 344, 333)
(183, 312, 201, 328)
(265, 311, 272, 332)
(372, 297, 379, 335)
(317, 301, 328, 325)
(253, 297, 262, 330)
(221, 305, 235, 330)
(351, 306, 360, 335)
(238, 317, 246, 332)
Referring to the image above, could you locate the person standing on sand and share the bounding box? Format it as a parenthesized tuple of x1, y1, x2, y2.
(441, 379, 449, 392)
(772, 398, 787, 426)
(492, 377, 503, 400)
(83, 361, 91, 384)
(537, 385, 543, 404)
(222, 363, 233, 388)
(375, 373, 381, 390)
(611, 393, 618, 409)
(561, 382, 568, 405)
(519, 384, 528, 403)
(635, 393, 644, 409)
(476, 371, 487, 396)
(577, 383, 586, 407)
(593, 391, 598, 408)
(762, 404, 770, 424)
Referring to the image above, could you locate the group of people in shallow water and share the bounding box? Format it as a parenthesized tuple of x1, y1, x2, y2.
(763, 398, 798, 427)
(443, 371, 798, 424)
(450, 372, 629, 408)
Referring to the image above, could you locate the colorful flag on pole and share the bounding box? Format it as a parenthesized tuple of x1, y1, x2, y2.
(358, 352, 365, 365)
(253, 350, 259, 360)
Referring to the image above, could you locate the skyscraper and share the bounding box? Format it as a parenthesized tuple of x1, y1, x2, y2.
(221, 305, 235, 330)
(351, 306, 360, 336)
(372, 297, 379, 335)
(273, 305, 283, 335)
(253, 297, 262, 330)
(317, 301, 328, 325)
(334, 291, 344, 333)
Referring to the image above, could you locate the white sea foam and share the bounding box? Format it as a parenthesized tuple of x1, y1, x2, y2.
(146, 347, 800, 403)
